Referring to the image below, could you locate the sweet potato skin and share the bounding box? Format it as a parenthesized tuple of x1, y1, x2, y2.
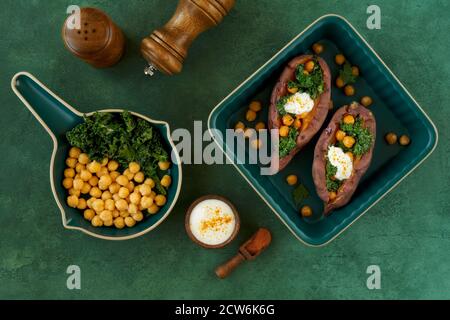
(269, 55, 331, 172)
(312, 103, 376, 215)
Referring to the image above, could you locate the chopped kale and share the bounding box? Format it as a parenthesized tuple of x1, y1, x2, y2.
(279, 127, 298, 158)
(338, 62, 357, 86)
(326, 160, 342, 192)
(294, 60, 324, 99)
(66, 111, 169, 194)
(339, 117, 373, 157)
(292, 184, 309, 207)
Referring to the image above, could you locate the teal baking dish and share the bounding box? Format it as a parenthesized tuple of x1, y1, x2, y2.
(208, 14, 438, 246)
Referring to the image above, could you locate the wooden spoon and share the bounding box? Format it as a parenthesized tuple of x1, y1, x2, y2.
(215, 228, 272, 279)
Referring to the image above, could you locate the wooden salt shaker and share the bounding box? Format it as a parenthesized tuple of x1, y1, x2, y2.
(62, 7, 125, 68)
(141, 0, 235, 76)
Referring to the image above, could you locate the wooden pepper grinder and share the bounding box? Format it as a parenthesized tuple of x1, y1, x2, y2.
(141, 0, 235, 76)
(62, 7, 125, 68)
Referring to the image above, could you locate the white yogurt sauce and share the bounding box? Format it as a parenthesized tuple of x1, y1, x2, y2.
(189, 199, 236, 246)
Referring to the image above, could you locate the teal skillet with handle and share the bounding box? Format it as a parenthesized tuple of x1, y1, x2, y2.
(11, 72, 182, 240)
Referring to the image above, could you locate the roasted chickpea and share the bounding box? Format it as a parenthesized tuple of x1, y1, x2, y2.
(300, 205, 313, 217)
(335, 77, 345, 89)
(89, 187, 102, 198)
(246, 109, 257, 122)
(84, 209, 95, 221)
(123, 169, 134, 181)
(130, 192, 142, 205)
(279, 126, 290, 137)
(88, 176, 99, 187)
(335, 130, 346, 141)
(107, 160, 119, 172)
(78, 153, 89, 165)
(81, 182, 91, 194)
(140, 184, 152, 196)
(312, 43, 324, 54)
(100, 158, 109, 166)
(118, 187, 130, 199)
(293, 118, 302, 129)
(115, 199, 128, 211)
(101, 191, 112, 201)
(113, 194, 121, 202)
(67, 195, 79, 208)
(99, 210, 113, 222)
(68, 188, 80, 197)
(335, 54, 346, 65)
(287, 86, 298, 94)
(62, 178, 73, 190)
(255, 122, 266, 131)
(140, 196, 153, 209)
(103, 219, 113, 227)
(69, 147, 81, 159)
(399, 135, 411, 146)
(343, 136, 356, 148)
(361, 96, 373, 107)
(127, 203, 138, 215)
(92, 199, 105, 213)
(385, 132, 398, 145)
(344, 85, 355, 96)
(158, 161, 171, 171)
(125, 216, 136, 228)
(161, 175, 172, 188)
(87, 161, 101, 174)
(73, 178, 84, 191)
(155, 195, 167, 207)
(105, 199, 115, 211)
(91, 215, 103, 227)
(114, 217, 125, 229)
(286, 175, 298, 186)
(351, 66, 360, 77)
(249, 101, 262, 112)
(126, 181, 134, 193)
(76, 198, 87, 210)
(132, 212, 144, 222)
(127, 162, 140, 174)
(329, 191, 337, 201)
(112, 210, 120, 218)
(98, 175, 113, 190)
(64, 168, 75, 178)
(144, 178, 156, 188)
(251, 139, 262, 150)
(80, 169, 92, 182)
(234, 121, 245, 132)
(86, 197, 95, 209)
(150, 191, 157, 199)
(116, 175, 129, 187)
(305, 60, 315, 73)
(66, 157, 77, 168)
(343, 114, 355, 125)
(282, 114, 295, 126)
(148, 204, 160, 215)
(109, 182, 120, 194)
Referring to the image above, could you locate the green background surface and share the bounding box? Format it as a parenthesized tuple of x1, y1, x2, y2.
(0, 0, 449, 300)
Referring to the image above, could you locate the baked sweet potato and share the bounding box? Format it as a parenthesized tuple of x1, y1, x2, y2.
(269, 55, 331, 172)
(312, 103, 376, 215)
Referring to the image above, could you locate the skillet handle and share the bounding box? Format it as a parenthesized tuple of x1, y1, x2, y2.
(11, 72, 82, 137)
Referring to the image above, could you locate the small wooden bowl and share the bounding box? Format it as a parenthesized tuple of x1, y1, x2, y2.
(185, 195, 240, 249)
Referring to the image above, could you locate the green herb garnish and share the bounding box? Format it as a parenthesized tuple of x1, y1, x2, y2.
(292, 184, 309, 207)
(339, 117, 373, 157)
(66, 111, 169, 194)
(276, 95, 289, 116)
(279, 127, 299, 158)
(339, 62, 356, 86)
(294, 60, 324, 99)
(326, 160, 342, 192)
